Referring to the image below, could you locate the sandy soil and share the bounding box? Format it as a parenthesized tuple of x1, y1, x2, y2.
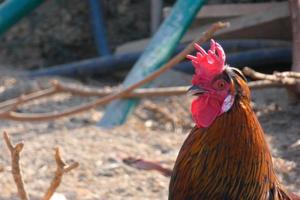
(0, 70, 299, 200)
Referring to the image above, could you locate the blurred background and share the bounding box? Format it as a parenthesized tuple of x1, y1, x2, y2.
(0, 0, 299, 200)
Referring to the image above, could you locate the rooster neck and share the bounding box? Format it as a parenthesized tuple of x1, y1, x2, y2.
(201, 99, 271, 157)
(169, 98, 294, 200)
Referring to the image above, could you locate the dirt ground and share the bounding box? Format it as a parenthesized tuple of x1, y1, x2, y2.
(0, 68, 299, 200)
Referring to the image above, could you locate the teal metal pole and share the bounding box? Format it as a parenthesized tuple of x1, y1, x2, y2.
(0, 0, 45, 35)
(99, 0, 206, 128)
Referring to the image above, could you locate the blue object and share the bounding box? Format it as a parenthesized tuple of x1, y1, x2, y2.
(89, 0, 110, 56)
(29, 40, 291, 77)
(227, 48, 291, 68)
(29, 53, 140, 77)
(0, 0, 45, 35)
(98, 0, 206, 128)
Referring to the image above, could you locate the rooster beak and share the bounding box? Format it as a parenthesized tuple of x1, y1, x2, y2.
(187, 85, 207, 96)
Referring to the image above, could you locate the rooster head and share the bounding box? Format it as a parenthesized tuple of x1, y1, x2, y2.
(187, 39, 247, 128)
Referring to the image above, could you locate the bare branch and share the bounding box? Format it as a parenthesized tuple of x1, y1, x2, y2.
(0, 22, 228, 121)
(42, 148, 79, 200)
(0, 82, 189, 112)
(274, 71, 300, 79)
(243, 67, 277, 81)
(2, 132, 79, 200)
(57, 82, 189, 98)
(248, 80, 288, 89)
(243, 67, 300, 86)
(0, 82, 59, 110)
(1, 68, 300, 122)
(3, 132, 29, 200)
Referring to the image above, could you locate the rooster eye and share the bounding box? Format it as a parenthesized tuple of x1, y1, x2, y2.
(213, 79, 227, 90)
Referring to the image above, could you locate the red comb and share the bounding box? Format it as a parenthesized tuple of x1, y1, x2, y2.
(187, 39, 226, 85)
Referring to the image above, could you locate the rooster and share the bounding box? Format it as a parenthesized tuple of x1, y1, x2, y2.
(169, 40, 300, 200)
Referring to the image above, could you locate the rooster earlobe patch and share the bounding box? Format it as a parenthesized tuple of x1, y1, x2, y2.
(221, 94, 234, 114)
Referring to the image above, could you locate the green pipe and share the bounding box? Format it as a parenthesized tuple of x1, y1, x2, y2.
(99, 0, 207, 128)
(0, 0, 45, 35)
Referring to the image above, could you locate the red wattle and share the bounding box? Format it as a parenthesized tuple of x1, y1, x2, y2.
(191, 95, 222, 128)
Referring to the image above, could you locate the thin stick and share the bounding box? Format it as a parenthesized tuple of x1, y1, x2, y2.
(248, 80, 288, 89)
(243, 67, 277, 81)
(243, 67, 300, 85)
(0, 83, 189, 110)
(57, 83, 189, 98)
(0, 77, 289, 113)
(274, 71, 300, 79)
(0, 80, 292, 114)
(2, 68, 300, 121)
(0, 87, 57, 110)
(3, 132, 29, 200)
(42, 148, 79, 200)
(0, 22, 229, 121)
(0, 83, 189, 112)
(0, 80, 64, 111)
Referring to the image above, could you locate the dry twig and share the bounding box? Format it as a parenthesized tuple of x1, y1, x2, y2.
(243, 67, 300, 86)
(42, 148, 79, 200)
(0, 22, 229, 121)
(0, 82, 189, 111)
(1, 65, 300, 122)
(274, 71, 300, 79)
(3, 131, 29, 200)
(248, 80, 288, 89)
(2, 132, 79, 200)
